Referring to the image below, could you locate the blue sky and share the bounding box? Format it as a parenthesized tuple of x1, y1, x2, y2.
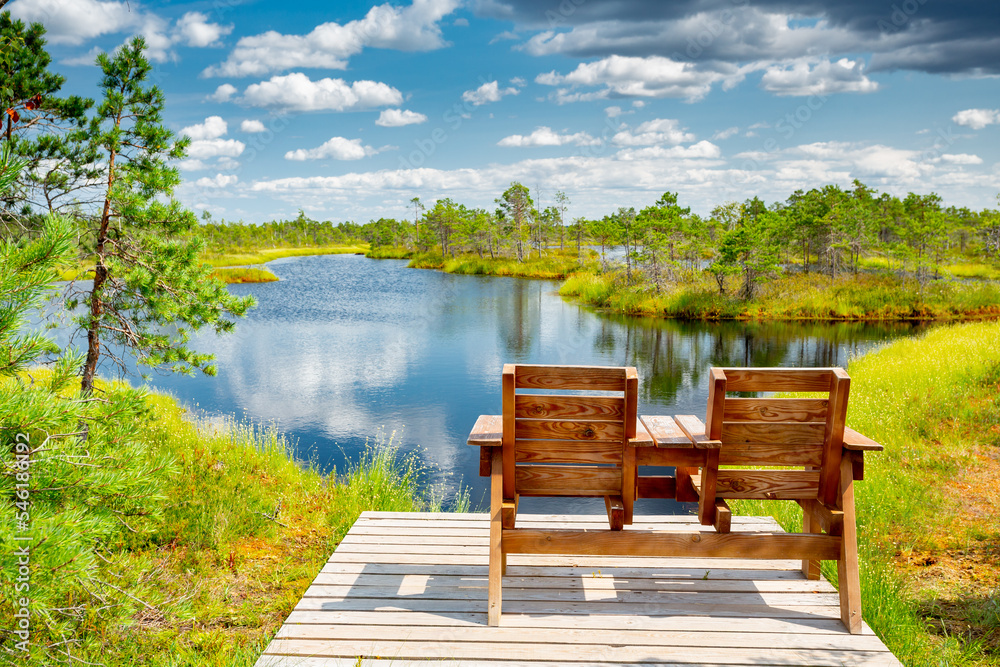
(10, 0, 1000, 222)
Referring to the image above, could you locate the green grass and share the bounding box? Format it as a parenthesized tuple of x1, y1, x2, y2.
(559, 270, 1000, 321)
(18, 389, 455, 666)
(203, 244, 368, 267)
(408, 250, 595, 280)
(729, 320, 1000, 665)
(208, 267, 279, 283)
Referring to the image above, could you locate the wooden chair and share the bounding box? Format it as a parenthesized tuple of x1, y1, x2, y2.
(467, 364, 882, 634)
(466, 364, 651, 625)
(663, 366, 883, 633)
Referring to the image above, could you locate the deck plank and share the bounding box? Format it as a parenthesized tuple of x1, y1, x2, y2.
(256, 512, 901, 667)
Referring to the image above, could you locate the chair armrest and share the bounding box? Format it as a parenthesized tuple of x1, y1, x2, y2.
(629, 418, 654, 447)
(843, 426, 883, 452)
(640, 415, 696, 448)
(674, 414, 723, 450)
(467, 415, 502, 447)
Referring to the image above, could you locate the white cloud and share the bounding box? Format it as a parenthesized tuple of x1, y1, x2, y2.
(186, 139, 246, 160)
(760, 58, 879, 96)
(178, 117, 245, 166)
(453, 17, 469, 27)
(181, 116, 228, 141)
(612, 118, 695, 147)
(194, 174, 239, 188)
(605, 106, 624, 118)
(712, 126, 740, 140)
(461, 80, 520, 106)
(617, 140, 722, 161)
(952, 108, 1000, 130)
(376, 109, 429, 127)
(536, 55, 744, 103)
(10, 0, 137, 45)
(497, 127, 601, 147)
(240, 73, 403, 111)
(939, 153, 984, 165)
(203, 0, 460, 77)
(240, 119, 267, 133)
(175, 12, 233, 48)
(284, 137, 380, 161)
(209, 84, 238, 103)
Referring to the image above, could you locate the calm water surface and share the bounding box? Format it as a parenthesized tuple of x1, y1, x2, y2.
(86, 254, 924, 512)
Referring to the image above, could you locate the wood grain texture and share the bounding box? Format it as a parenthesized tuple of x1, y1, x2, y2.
(515, 395, 625, 420)
(724, 398, 828, 422)
(515, 418, 624, 442)
(636, 475, 677, 499)
(712, 470, 821, 500)
(640, 415, 695, 448)
(515, 440, 623, 465)
(502, 366, 515, 499)
(718, 444, 823, 467)
(718, 368, 835, 392)
(843, 427, 883, 451)
(515, 465, 622, 496)
(467, 414, 502, 446)
(721, 421, 826, 446)
(503, 529, 841, 560)
(819, 370, 849, 506)
(513, 364, 628, 391)
(675, 414, 722, 449)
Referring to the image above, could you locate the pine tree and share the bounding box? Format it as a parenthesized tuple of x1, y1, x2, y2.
(73, 37, 254, 392)
(1, 12, 96, 229)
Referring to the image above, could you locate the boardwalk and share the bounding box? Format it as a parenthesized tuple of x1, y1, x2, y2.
(256, 512, 901, 666)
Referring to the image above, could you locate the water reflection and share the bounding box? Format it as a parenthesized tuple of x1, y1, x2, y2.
(45, 255, 924, 512)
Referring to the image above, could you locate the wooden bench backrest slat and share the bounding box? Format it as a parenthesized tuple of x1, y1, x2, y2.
(515, 440, 624, 465)
(719, 368, 836, 392)
(513, 364, 628, 391)
(706, 367, 848, 505)
(721, 422, 826, 446)
(504, 364, 636, 500)
(516, 418, 624, 442)
(515, 395, 625, 420)
(722, 398, 829, 422)
(515, 465, 623, 496)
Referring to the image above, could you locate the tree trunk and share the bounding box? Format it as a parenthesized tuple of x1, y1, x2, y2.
(81, 144, 118, 392)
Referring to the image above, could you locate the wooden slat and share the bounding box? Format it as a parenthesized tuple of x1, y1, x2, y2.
(502, 365, 515, 499)
(843, 426, 883, 451)
(515, 440, 622, 465)
(488, 447, 502, 625)
(516, 418, 624, 442)
(625, 367, 638, 440)
(721, 422, 826, 445)
(630, 418, 653, 447)
(467, 414, 502, 446)
(639, 415, 694, 448)
(515, 466, 622, 496)
(513, 364, 627, 391)
(636, 447, 703, 467)
(515, 395, 624, 419)
(718, 443, 823, 467)
(712, 470, 820, 499)
(819, 369, 849, 506)
(636, 475, 677, 499)
(479, 445, 492, 476)
(724, 398, 828, 422)
(675, 414, 721, 449)
(706, 367, 727, 440)
(719, 368, 834, 392)
(503, 529, 841, 560)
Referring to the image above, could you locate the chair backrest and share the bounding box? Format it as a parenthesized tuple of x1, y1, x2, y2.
(706, 367, 849, 506)
(501, 364, 637, 500)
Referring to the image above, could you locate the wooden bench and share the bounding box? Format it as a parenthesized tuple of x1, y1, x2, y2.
(467, 364, 882, 633)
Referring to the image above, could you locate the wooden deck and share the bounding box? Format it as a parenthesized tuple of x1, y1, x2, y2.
(256, 512, 901, 666)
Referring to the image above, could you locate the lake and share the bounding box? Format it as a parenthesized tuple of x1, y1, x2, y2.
(70, 254, 924, 513)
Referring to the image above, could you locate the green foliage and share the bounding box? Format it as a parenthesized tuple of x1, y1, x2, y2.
(75, 37, 254, 390)
(713, 209, 783, 301)
(0, 11, 96, 226)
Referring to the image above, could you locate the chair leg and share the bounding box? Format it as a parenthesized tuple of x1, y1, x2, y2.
(697, 449, 720, 527)
(801, 502, 822, 580)
(622, 445, 636, 525)
(488, 447, 503, 626)
(838, 455, 862, 634)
